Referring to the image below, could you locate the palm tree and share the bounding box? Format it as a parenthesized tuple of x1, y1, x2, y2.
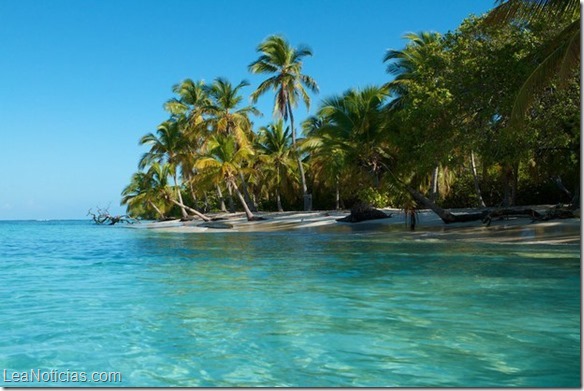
(121, 163, 171, 219)
(139, 120, 192, 219)
(204, 77, 259, 147)
(249, 34, 319, 210)
(383, 31, 453, 202)
(256, 120, 297, 211)
(383, 31, 442, 110)
(195, 135, 258, 221)
(303, 117, 348, 210)
(203, 77, 260, 211)
(164, 79, 210, 129)
(315, 86, 392, 189)
(485, 0, 580, 122)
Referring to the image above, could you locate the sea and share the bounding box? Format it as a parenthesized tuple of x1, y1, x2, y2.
(0, 219, 580, 387)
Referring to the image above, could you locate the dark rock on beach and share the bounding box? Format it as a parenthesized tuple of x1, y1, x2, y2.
(336, 202, 392, 223)
(198, 221, 234, 229)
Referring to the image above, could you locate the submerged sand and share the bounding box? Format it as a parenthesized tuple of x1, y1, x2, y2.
(127, 208, 581, 245)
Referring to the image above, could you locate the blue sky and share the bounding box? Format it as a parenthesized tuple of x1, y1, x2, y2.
(0, 0, 494, 220)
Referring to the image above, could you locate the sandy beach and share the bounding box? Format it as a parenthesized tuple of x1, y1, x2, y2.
(128, 207, 581, 245)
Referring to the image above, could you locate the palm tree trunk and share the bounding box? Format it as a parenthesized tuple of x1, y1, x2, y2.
(148, 201, 166, 220)
(276, 189, 283, 212)
(287, 100, 311, 211)
(204, 191, 211, 213)
(408, 187, 489, 224)
(168, 199, 211, 221)
(189, 181, 197, 203)
(511, 161, 519, 206)
(239, 172, 257, 212)
(335, 176, 340, 210)
(173, 174, 189, 219)
(226, 184, 236, 213)
(502, 164, 513, 207)
(430, 165, 439, 202)
(230, 180, 255, 221)
(470, 151, 486, 207)
(216, 185, 228, 212)
(276, 167, 283, 212)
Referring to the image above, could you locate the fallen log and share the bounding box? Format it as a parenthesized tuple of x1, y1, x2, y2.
(482, 208, 543, 227)
(407, 187, 577, 226)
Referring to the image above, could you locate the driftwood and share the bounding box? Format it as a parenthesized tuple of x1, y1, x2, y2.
(407, 188, 578, 226)
(337, 202, 392, 223)
(87, 208, 135, 225)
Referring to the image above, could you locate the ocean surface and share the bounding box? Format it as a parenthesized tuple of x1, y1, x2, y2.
(0, 220, 580, 387)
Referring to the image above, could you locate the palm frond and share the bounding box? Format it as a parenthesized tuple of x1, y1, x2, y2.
(511, 20, 580, 122)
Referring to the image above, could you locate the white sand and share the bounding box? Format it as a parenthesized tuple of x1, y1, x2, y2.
(127, 208, 581, 244)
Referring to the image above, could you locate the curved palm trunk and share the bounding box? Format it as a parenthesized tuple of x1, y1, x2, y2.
(148, 201, 166, 220)
(168, 199, 211, 221)
(239, 172, 257, 212)
(229, 180, 255, 221)
(189, 181, 197, 203)
(408, 187, 488, 223)
(287, 101, 311, 211)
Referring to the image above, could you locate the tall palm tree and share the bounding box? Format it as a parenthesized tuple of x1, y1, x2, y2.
(249, 34, 319, 210)
(204, 77, 260, 211)
(256, 120, 297, 211)
(195, 135, 258, 221)
(485, 0, 580, 122)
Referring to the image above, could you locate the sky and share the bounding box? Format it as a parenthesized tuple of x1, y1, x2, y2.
(0, 0, 495, 220)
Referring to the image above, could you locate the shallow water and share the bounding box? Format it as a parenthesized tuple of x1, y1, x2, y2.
(0, 220, 580, 387)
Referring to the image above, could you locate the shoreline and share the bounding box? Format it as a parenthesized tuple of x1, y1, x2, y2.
(127, 207, 581, 245)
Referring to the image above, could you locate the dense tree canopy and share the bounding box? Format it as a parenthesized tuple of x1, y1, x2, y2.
(122, 4, 580, 220)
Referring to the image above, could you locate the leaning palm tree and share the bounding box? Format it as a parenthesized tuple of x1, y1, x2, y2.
(139, 120, 192, 219)
(249, 34, 319, 210)
(121, 163, 171, 219)
(485, 0, 580, 122)
(195, 135, 258, 221)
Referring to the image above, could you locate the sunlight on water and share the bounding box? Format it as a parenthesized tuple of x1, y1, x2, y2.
(0, 221, 580, 387)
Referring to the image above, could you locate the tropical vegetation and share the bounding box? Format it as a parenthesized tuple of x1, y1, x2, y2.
(122, 1, 580, 221)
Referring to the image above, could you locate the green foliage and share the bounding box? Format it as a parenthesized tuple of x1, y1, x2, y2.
(123, 12, 580, 219)
(355, 187, 390, 208)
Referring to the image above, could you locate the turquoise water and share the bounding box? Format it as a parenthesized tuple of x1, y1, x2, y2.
(0, 220, 580, 387)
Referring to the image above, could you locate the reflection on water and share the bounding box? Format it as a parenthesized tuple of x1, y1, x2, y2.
(0, 221, 580, 386)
